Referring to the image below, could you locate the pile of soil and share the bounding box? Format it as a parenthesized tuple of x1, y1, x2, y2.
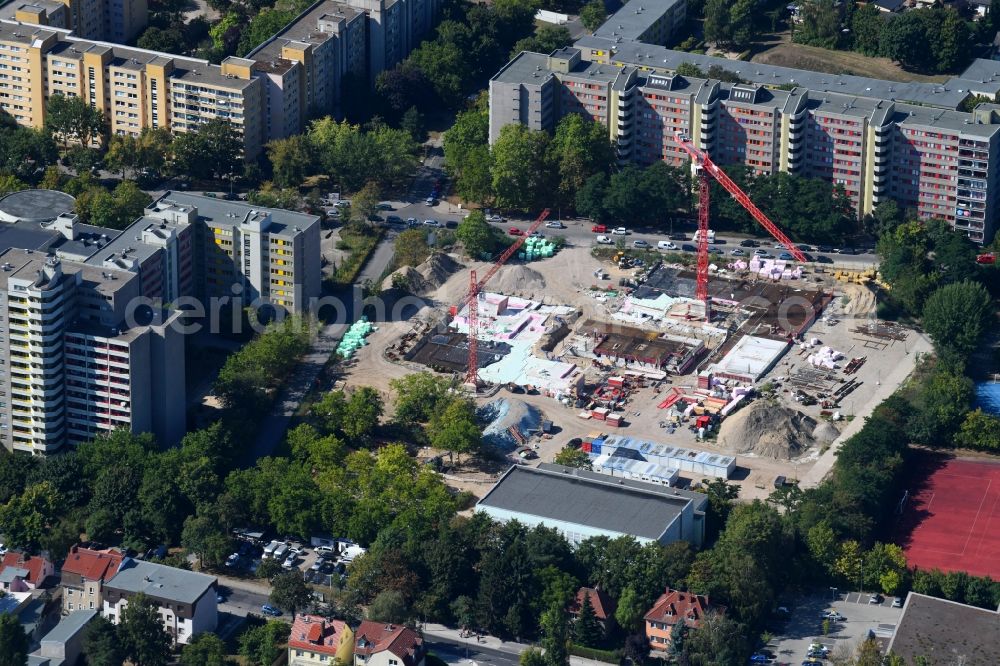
(717, 400, 817, 460)
(490, 265, 546, 295)
(812, 421, 841, 444)
(479, 397, 542, 449)
(381, 253, 462, 295)
(840, 284, 876, 317)
(418, 253, 462, 289)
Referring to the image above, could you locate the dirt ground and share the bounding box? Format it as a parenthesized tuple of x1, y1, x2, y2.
(335, 243, 928, 502)
(747, 31, 949, 83)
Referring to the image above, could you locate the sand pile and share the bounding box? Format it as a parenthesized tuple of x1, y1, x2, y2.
(717, 400, 817, 459)
(840, 284, 876, 317)
(381, 266, 430, 293)
(812, 421, 841, 444)
(478, 398, 542, 449)
(491, 265, 546, 295)
(417, 252, 462, 289)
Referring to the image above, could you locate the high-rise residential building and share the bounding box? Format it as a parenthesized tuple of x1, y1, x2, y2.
(2, 0, 147, 43)
(0, 247, 185, 455)
(0, 21, 265, 157)
(490, 44, 1000, 244)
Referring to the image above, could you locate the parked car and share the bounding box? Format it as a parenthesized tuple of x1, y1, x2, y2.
(406, 217, 418, 227)
(425, 197, 437, 206)
(488, 214, 505, 223)
(633, 239, 650, 248)
(530, 231, 543, 238)
(334, 200, 350, 208)
(681, 244, 697, 252)
(806, 649, 828, 659)
(509, 227, 523, 236)
(778, 252, 795, 260)
(386, 215, 402, 224)
(816, 255, 834, 264)
(423, 219, 440, 227)
(262, 604, 283, 616)
(816, 245, 834, 253)
(739, 239, 760, 247)
(545, 221, 566, 228)
(869, 594, 884, 605)
(596, 235, 614, 244)
(892, 597, 903, 608)
(669, 233, 688, 241)
(820, 610, 845, 621)
(657, 240, 677, 250)
(730, 248, 746, 256)
(758, 253, 775, 259)
(611, 227, 628, 235)
(591, 224, 607, 233)
(225, 553, 240, 568)
(445, 220, 458, 229)
(377, 202, 393, 211)
(749, 654, 770, 664)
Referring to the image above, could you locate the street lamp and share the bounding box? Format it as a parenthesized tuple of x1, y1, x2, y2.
(830, 586, 838, 601)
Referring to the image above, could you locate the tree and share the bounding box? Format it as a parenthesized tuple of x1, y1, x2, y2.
(520, 649, 547, 666)
(172, 118, 243, 181)
(0, 481, 61, 552)
(180, 633, 228, 666)
(579, 0, 606, 32)
(0, 174, 27, 197)
(853, 638, 884, 666)
(238, 622, 290, 666)
(444, 105, 493, 203)
(548, 114, 614, 209)
(614, 587, 645, 633)
(119, 593, 172, 666)
(267, 134, 314, 188)
(491, 123, 551, 211)
(401, 106, 426, 142)
(45, 94, 105, 147)
(0, 613, 28, 666)
(82, 615, 123, 666)
(866, 542, 908, 595)
(456, 211, 500, 258)
(390, 372, 454, 424)
(956, 409, 1000, 452)
(573, 591, 601, 647)
(511, 25, 572, 59)
(351, 181, 381, 225)
(922, 281, 992, 367)
(408, 38, 473, 108)
(343, 387, 384, 442)
(392, 229, 432, 268)
(238, 9, 296, 56)
(429, 397, 482, 463)
(181, 513, 232, 568)
(368, 589, 410, 624)
(270, 570, 312, 615)
(0, 122, 58, 180)
(795, 0, 842, 49)
(834, 540, 864, 586)
(540, 601, 570, 666)
(553, 447, 590, 469)
(851, 3, 884, 56)
(702, 478, 739, 545)
(137, 26, 187, 53)
(376, 64, 432, 114)
(681, 611, 747, 665)
(575, 173, 607, 221)
(676, 62, 705, 78)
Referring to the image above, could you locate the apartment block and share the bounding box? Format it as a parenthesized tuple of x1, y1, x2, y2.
(103, 557, 217, 645)
(138, 192, 322, 314)
(2, 0, 147, 42)
(490, 44, 1000, 243)
(0, 21, 264, 156)
(591, 0, 686, 46)
(247, 0, 367, 140)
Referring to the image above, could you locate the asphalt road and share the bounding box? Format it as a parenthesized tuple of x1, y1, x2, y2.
(218, 585, 270, 618)
(486, 216, 878, 266)
(426, 639, 521, 666)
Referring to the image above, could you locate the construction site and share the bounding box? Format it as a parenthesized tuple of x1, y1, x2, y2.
(340, 142, 932, 498)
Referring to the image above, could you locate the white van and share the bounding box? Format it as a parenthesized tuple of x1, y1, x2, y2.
(657, 240, 677, 250)
(272, 543, 289, 561)
(263, 540, 280, 558)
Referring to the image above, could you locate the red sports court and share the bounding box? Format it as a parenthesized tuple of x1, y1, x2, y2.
(895, 456, 1000, 579)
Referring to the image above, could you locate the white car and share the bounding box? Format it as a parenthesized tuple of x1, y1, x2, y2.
(545, 221, 565, 229)
(282, 554, 298, 569)
(406, 217, 418, 227)
(334, 200, 351, 208)
(487, 214, 504, 223)
(611, 227, 628, 235)
(423, 219, 440, 227)
(657, 241, 677, 250)
(633, 239, 650, 248)
(596, 235, 614, 244)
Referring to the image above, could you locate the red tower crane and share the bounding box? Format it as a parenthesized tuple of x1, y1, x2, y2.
(672, 132, 807, 319)
(461, 208, 551, 386)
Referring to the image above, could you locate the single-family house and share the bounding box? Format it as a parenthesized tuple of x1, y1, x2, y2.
(568, 587, 617, 636)
(354, 621, 425, 666)
(60, 545, 124, 614)
(0, 552, 54, 590)
(644, 588, 716, 651)
(288, 614, 355, 666)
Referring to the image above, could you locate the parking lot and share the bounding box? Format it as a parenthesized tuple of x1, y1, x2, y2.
(768, 591, 903, 664)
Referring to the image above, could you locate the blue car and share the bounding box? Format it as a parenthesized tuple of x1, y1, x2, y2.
(261, 604, 282, 617)
(749, 654, 769, 664)
(778, 252, 794, 260)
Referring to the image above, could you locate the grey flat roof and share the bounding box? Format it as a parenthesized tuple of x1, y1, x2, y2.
(574, 36, 973, 109)
(41, 610, 97, 645)
(477, 463, 706, 541)
(894, 102, 1000, 137)
(492, 51, 558, 85)
(887, 593, 1000, 665)
(249, 0, 362, 62)
(106, 558, 215, 605)
(0, 190, 75, 223)
(156, 191, 319, 237)
(958, 57, 1000, 85)
(593, 0, 683, 41)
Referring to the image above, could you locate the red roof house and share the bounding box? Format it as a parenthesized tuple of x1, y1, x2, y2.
(59, 545, 124, 613)
(354, 621, 425, 666)
(644, 588, 716, 650)
(568, 587, 617, 634)
(0, 551, 54, 590)
(288, 614, 353, 663)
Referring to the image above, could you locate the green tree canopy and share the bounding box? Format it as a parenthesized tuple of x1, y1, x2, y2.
(922, 280, 992, 367)
(119, 592, 172, 666)
(0, 613, 28, 666)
